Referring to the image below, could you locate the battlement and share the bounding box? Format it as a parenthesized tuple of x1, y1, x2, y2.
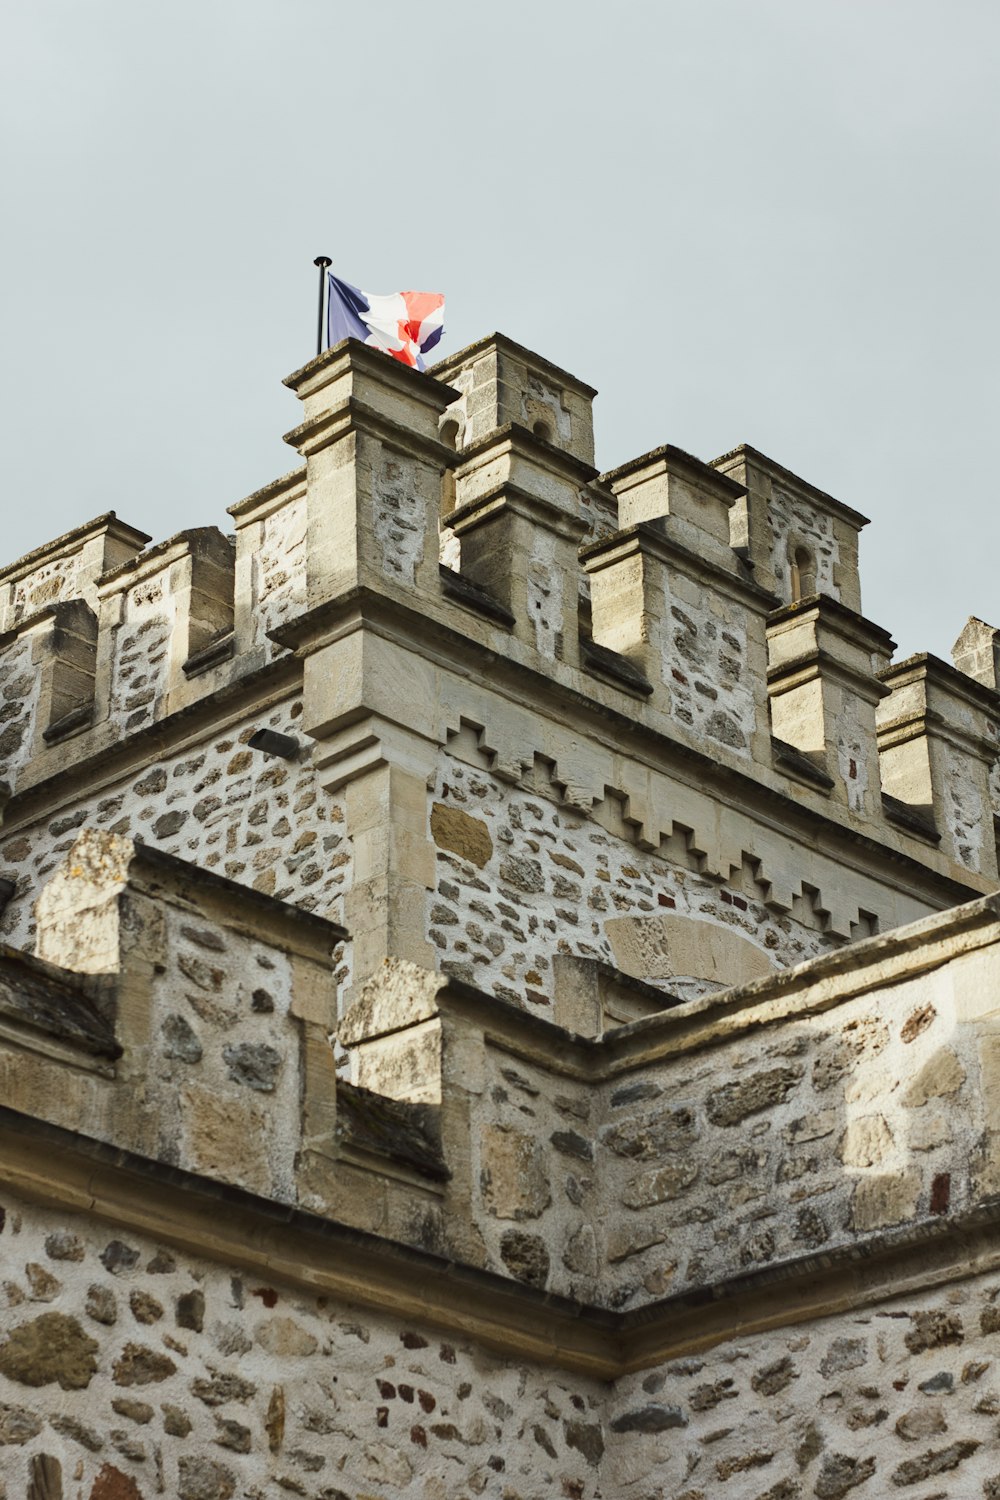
(5, 339, 1000, 1498)
(1, 334, 998, 1011)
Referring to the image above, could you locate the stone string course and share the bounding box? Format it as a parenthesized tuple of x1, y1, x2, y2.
(4, 1187, 1000, 1498)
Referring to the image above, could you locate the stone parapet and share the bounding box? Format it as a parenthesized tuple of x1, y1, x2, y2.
(712, 442, 868, 610)
(0, 512, 150, 632)
(0, 331, 996, 1012)
(878, 652, 1000, 879)
(584, 519, 775, 767)
(433, 330, 598, 467)
(5, 830, 345, 1204)
(767, 592, 895, 816)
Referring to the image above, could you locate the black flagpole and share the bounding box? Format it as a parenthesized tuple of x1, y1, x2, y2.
(313, 256, 331, 357)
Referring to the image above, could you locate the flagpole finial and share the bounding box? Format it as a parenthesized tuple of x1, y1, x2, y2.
(313, 258, 332, 358)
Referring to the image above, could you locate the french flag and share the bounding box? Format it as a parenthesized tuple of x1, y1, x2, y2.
(326, 273, 445, 371)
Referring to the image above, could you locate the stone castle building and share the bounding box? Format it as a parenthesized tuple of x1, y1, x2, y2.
(2, 333, 1000, 1498)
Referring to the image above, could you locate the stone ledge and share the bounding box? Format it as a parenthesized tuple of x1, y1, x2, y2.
(5, 1103, 1000, 1381)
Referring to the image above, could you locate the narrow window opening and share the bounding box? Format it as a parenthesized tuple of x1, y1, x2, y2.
(790, 545, 816, 602)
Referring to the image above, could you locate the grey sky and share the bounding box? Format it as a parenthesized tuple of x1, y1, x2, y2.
(1, 0, 997, 661)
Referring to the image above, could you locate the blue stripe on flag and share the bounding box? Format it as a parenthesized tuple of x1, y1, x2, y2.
(326, 274, 371, 350)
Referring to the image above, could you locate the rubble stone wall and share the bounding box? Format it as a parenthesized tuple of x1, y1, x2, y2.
(0, 695, 350, 983)
(425, 750, 920, 1012)
(0, 1186, 606, 1500)
(5, 1185, 1000, 1499)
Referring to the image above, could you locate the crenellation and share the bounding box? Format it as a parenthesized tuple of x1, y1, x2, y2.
(0, 601, 98, 787)
(953, 613, 1000, 689)
(282, 341, 459, 614)
(96, 527, 235, 734)
(584, 520, 774, 766)
(0, 512, 150, 633)
(448, 426, 594, 668)
(604, 443, 747, 567)
(766, 593, 894, 817)
(433, 330, 598, 468)
(3, 331, 1000, 1496)
(713, 443, 867, 612)
(877, 653, 1000, 879)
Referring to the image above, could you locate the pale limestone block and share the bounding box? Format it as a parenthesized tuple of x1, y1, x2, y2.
(180, 1082, 271, 1196)
(352, 1023, 442, 1105)
(850, 1170, 921, 1230)
(978, 1034, 1000, 1132)
(838, 1114, 894, 1168)
(902, 1047, 966, 1108)
(479, 1125, 552, 1221)
(907, 1110, 953, 1152)
(605, 912, 774, 988)
(949, 946, 1000, 1024)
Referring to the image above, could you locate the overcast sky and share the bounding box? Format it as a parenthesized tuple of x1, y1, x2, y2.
(1, 1, 997, 661)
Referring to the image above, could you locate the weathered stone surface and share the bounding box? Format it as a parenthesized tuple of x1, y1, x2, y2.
(44, 1231, 84, 1261)
(430, 803, 493, 867)
(162, 1013, 203, 1063)
(191, 1370, 257, 1406)
(49, 1413, 104, 1451)
(603, 1106, 697, 1160)
(904, 1309, 964, 1353)
(610, 1404, 687, 1432)
(178, 1456, 236, 1500)
(890, 1438, 979, 1485)
(266, 1386, 286, 1454)
(255, 1317, 318, 1357)
(129, 1290, 163, 1324)
(901, 1047, 966, 1107)
(550, 1128, 593, 1161)
(751, 1356, 798, 1395)
(564, 1418, 604, 1466)
(26, 1262, 61, 1301)
(0, 1401, 44, 1443)
(498, 853, 544, 893)
(162, 1403, 192, 1437)
(100, 1241, 139, 1275)
(176, 1288, 205, 1332)
(563, 1224, 597, 1277)
(480, 1126, 551, 1220)
(838, 1115, 893, 1167)
(214, 1416, 252, 1452)
(0, 1312, 98, 1389)
(499, 1229, 549, 1288)
(221, 1041, 282, 1091)
(111, 1398, 153, 1424)
(813, 1453, 876, 1497)
(850, 1170, 921, 1231)
(820, 1338, 867, 1378)
(706, 1067, 802, 1127)
(85, 1284, 117, 1325)
(895, 1403, 947, 1440)
(27, 1454, 62, 1500)
(621, 1158, 698, 1209)
(112, 1343, 177, 1386)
